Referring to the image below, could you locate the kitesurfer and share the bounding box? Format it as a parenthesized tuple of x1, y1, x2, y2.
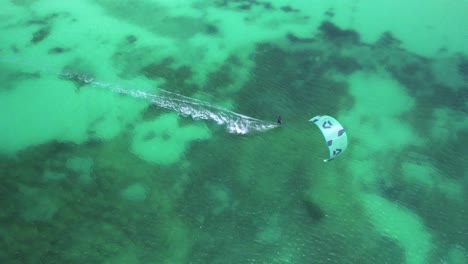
(277, 115, 282, 125)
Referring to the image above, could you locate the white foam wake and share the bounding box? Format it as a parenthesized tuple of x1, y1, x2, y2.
(90, 80, 278, 134)
(1, 58, 277, 134)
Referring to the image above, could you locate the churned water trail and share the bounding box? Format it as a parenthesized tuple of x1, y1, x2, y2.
(0, 56, 278, 134)
(64, 71, 279, 134)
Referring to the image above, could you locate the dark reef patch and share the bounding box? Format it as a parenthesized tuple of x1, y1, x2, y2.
(10, 45, 20, 53)
(126, 34, 137, 44)
(205, 24, 219, 35)
(431, 83, 467, 111)
(142, 131, 157, 141)
(458, 56, 468, 81)
(48, 47, 70, 54)
(142, 104, 166, 121)
(26, 13, 59, 25)
(301, 199, 325, 223)
(262, 1, 273, 9)
(280, 5, 299, 13)
(237, 3, 251, 10)
(0, 66, 41, 90)
(388, 60, 434, 91)
(330, 55, 362, 75)
(318, 21, 360, 45)
(31, 26, 51, 44)
(375, 31, 402, 49)
(325, 8, 335, 17)
(235, 44, 353, 120)
(141, 58, 197, 95)
(286, 33, 315, 43)
(202, 55, 243, 97)
(11, 71, 40, 80)
(216, 0, 274, 11)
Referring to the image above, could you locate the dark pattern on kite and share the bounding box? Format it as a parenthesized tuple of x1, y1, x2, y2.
(338, 128, 345, 136)
(322, 121, 333, 129)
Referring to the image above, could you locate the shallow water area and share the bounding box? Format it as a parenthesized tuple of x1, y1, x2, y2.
(0, 1, 467, 263)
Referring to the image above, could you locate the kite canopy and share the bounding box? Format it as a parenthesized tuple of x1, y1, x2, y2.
(309, 115, 348, 162)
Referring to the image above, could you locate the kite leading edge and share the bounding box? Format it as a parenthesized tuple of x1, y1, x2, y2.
(309, 115, 348, 162)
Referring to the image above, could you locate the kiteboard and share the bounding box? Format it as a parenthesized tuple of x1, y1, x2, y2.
(309, 115, 348, 162)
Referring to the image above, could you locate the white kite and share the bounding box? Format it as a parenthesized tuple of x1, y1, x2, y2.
(309, 115, 348, 162)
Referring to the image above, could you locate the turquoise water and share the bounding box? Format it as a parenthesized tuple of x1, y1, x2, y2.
(1, 1, 467, 263)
